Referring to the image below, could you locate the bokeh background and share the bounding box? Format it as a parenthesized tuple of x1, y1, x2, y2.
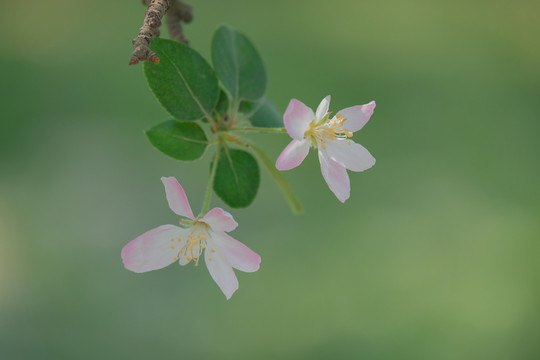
(1, 0, 539, 359)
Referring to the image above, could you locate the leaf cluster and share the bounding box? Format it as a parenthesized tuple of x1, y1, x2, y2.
(144, 26, 289, 210)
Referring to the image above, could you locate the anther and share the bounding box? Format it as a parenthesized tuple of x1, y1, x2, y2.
(211, 249, 215, 253)
(170, 246, 174, 249)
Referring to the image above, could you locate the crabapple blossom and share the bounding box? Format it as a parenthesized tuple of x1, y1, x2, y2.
(121, 177, 261, 299)
(276, 95, 376, 202)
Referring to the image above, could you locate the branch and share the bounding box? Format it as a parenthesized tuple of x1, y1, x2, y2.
(129, 0, 193, 66)
(129, 0, 170, 65)
(167, 0, 193, 44)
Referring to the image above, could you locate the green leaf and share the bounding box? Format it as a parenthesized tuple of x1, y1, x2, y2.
(248, 98, 283, 128)
(214, 90, 230, 118)
(213, 147, 260, 208)
(238, 98, 262, 117)
(144, 38, 219, 121)
(146, 120, 208, 161)
(211, 26, 267, 102)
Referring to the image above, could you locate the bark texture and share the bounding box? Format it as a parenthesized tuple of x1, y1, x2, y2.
(129, 0, 193, 65)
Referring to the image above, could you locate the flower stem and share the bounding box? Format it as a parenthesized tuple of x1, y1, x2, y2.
(228, 127, 287, 134)
(250, 144, 304, 214)
(202, 141, 222, 214)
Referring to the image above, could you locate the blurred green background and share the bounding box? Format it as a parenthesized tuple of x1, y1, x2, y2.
(1, 0, 539, 359)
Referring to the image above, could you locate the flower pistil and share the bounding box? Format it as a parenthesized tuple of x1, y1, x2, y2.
(305, 114, 353, 149)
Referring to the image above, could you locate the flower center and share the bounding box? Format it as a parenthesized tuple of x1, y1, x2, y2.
(305, 114, 353, 149)
(170, 222, 216, 267)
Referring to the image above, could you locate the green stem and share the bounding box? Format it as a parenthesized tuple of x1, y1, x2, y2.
(230, 100, 241, 124)
(228, 127, 287, 134)
(202, 141, 222, 214)
(250, 144, 304, 214)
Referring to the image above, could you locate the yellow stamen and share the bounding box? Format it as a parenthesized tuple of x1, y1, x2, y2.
(170, 246, 174, 249)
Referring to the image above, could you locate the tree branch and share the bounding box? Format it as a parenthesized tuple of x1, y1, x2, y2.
(129, 0, 169, 65)
(167, 0, 193, 44)
(129, 0, 193, 66)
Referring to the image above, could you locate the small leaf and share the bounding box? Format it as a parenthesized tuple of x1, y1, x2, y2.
(145, 38, 219, 121)
(146, 120, 208, 161)
(211, 26, 267, 102)
(248, 98, 283, 128)
(238, 98, 263, 117)
(214, 147, 260, 208)
(214, 90, 230, 118)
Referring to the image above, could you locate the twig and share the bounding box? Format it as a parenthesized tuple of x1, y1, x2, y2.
(129, 0, 193, 65)
(129, 0, 170, 65)
(167, 0, 193, 44)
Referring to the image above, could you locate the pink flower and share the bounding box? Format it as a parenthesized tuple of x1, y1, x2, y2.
(121, 177, 261, 299)
(276, 96, 376, 202)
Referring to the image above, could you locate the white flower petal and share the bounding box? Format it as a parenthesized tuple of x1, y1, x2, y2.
(275, 138, 311, 171)
(283, 99, 314, 140)
(204, 236, 239, 300)
(121, 225, 188, 273)
(315, 95, 331, 121)
(318, 149, 350, 203)
(337, 101, 376, 133)
(161, 177, 195, 219)
(201, 208, 238, 232)
(212, 231, 261, 273)
(324, 139, 376, 172)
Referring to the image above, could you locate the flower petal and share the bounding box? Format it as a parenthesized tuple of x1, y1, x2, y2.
(201, 208, 238, 232)
(284, 99, 314, 140)
(212, 231, 261, 273)
(315, 95, 331, 121)
(161, 177, 195, 219)
(275, 138, 311, 171)
(324, 139, 376, 172)
(337, 101, 376, 133)
(318, 149, 350, 203)
(205, 236, 238, 300)
(121, 225, 188, 273)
